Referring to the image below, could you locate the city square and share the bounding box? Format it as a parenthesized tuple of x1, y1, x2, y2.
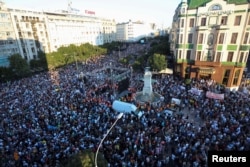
(1, 0, 250, 167)
(1, 42, 250, 166)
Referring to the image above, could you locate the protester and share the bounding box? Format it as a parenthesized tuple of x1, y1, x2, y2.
(0, 43, 249, 167)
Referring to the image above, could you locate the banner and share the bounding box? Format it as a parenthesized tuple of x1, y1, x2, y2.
(188, 88, 203, 96)
(206, 91, 224, 100)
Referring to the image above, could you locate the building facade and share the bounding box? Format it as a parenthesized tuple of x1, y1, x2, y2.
(116, 20, 155, 42)
(0, 1, 116, 66)
(0, 1, 19, 66)
(170, 0, 250, 89)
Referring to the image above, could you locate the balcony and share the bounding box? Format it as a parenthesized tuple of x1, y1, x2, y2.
(194, 60, 221, 67)
(195, 24, 229, 31)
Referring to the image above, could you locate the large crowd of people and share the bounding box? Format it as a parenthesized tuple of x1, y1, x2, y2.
(0, 42, 250, 167)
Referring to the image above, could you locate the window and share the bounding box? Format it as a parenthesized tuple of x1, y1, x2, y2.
(234, 15, 241, 26)
(216, 52, 221, 62)
(210, 4, 222, 11)
(181, 19, 184, 28)
(231, 33, 238, 44)
(188, 33, 193, 43)
(189, 18, 194, 27)
(218, 33, 225, 44)
(196, 51, 201, 61)
(180, 34, 183, 43)
(31, 47, 35, 53)
(201, 18, 206, 26)
(222, 69, 230, 85)
(198, 33, 204, 44)
(181, 8, 185, 14)
(243, 32, 249, 44)
(186, 50, 191, 59)
(221, 16, 228, 25)
(245, 52, 248, 62)
(23, 48, 26, 53)
(227, 52, 234, 62)
(27, 32, 32, 37)
(233, 70, 240, 85)
(178, 50, 182, 59)
(239, 52, 244, 63)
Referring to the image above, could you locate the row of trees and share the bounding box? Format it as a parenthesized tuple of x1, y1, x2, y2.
(0, 43, 107, 82)
(0, 36, 171, 82)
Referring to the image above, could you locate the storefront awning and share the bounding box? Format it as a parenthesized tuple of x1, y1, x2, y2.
(198, 67, 215, 74)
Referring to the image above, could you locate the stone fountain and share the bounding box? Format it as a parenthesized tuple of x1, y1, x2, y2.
(134, 67, 163, 104)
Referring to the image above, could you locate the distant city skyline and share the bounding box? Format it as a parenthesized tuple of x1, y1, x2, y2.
(3, 0, 181, 27)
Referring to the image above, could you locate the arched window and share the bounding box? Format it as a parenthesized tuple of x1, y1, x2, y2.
(210, 4, 222, 11)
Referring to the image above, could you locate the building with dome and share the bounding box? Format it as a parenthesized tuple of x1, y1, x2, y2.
(170, 0, 250, 89)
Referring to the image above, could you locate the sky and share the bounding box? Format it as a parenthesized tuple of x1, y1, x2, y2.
(3, 0, 181, 27)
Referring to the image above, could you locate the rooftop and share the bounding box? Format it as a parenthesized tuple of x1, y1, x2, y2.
(187, 0, 249, 9)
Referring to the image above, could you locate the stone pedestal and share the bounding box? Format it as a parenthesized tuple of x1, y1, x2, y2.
(135, 67, 163, 105)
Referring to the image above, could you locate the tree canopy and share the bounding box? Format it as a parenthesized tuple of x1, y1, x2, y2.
(148, 53, 167, 71)
(8, 54, 30, 78)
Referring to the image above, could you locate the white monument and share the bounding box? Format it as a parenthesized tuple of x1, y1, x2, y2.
(134, 67, 163, 104)
(142, 67, 153, 96)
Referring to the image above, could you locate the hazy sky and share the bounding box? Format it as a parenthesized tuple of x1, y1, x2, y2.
(4, 0, 181, 27)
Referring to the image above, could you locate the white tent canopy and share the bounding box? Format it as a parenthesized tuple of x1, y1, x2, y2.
(159, 68, 173, 74)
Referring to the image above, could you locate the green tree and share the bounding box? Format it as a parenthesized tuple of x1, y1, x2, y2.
(29, 51, 48, 70)
(148, 53, 166, 71)
(0, 66, 14, 82)
(132, 60, 142, 71)
(61, 150, 107, 167)
(8, 54, 30, 77)
(148, 35, 170, 56)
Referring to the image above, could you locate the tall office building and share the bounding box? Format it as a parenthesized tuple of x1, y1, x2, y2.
(170, 0, 250, 89)
(0, 1, 116, 66)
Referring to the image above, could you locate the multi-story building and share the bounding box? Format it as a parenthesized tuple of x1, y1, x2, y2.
(8, 7, 48, 61)
(0, 1, 116, 66)
(0, 1, 19, 66)
(116, 20, 155, 42)
(102, 18, 116, 44)
(45, 11, 116, 52)
(170, 0, 250, 89)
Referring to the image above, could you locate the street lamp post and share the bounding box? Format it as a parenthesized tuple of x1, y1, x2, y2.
(94, 113, 124, 167)
(110, 62, 115, 99)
